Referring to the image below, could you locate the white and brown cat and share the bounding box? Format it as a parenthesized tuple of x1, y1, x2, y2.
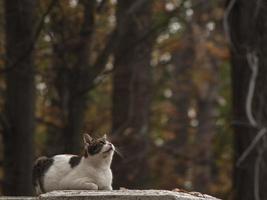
(32, 134, 115, 195)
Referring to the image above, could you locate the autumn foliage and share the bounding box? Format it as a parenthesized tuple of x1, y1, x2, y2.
(0, 0, 233, 199)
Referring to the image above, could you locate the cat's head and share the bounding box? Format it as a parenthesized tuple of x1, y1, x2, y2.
(83, 133, 115, 159)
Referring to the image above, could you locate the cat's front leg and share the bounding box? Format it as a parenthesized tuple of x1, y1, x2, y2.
(61, 177, 98, 190)
(83, 182, 98, 190)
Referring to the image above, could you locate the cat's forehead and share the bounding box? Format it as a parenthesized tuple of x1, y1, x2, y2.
(91, 137, 106, 144)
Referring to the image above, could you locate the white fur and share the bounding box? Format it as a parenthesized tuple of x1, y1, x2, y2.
(36, 142, 114, 194)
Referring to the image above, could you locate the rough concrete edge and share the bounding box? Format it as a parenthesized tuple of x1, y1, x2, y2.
(0, 197, 36, 200)
(0, 190, 220, 200)
(39, 190, 221, 200)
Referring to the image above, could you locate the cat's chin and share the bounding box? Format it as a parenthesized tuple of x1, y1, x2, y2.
(103, 147, 113, 154)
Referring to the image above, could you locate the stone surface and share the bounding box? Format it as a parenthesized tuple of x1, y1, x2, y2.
(0, 197, 36, 200)
(0, 190, 220, 200)
(39, 190, 220, 200)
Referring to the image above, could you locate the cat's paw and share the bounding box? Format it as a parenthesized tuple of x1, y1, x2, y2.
(84, 182, 98, 190)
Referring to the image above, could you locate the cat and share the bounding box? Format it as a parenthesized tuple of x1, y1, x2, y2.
(32, 134, 115, 195)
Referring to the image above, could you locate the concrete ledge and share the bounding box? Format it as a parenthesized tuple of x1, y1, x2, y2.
(0, 197, 35, 200)
(0, 190, 220, 200)
(39, 190, 220, 200)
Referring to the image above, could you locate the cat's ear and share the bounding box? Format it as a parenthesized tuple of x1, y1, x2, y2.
(103, 134, 107, 140)
(83, 133, 93, 144)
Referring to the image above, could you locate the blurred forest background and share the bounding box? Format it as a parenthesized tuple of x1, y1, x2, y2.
(0, 0, 267, 200)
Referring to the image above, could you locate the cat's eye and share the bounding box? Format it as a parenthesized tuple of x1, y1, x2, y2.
(89, 145, 98, 152)
(100, 140, 105, 145)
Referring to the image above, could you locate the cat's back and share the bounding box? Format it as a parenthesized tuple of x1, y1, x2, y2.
(52, 154, 76, 168)
(33, 154, 79, 194)
(44, 154, 78, 181)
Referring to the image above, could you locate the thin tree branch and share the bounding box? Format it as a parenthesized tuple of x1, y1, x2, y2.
(71, 23, 117, 98)
(223, 0, 237, 47)
(246, 51, 258, 127)
(236, 128, 266, 166)
(75, 1, 190, 98)
(74, 0, 155, 98)
(232, 120, 256, 128)
(34, 0, 58, 44)
(254, 147, 263, 200)
(236, 51, 265, 168)
(91, 30, 118, 79)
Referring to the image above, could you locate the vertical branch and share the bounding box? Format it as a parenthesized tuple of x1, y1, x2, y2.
(223, 0, 237, 47)
(236, 128, 266, 166)
(228, 0, 267, 199)
(111, 0, 154, 188)
(246, 52, 258, 127)
(254, 148, 263, 200)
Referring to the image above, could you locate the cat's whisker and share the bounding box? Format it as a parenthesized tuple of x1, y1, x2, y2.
(114, 147, 124, 158)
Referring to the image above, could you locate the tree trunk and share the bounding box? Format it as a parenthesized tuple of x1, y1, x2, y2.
(194, 98, 217, 192)
(229, 0, 267, 199)
(170, 32, 194, 149)
(3, 0, 36, 195)
(166, 29, 195, 188)
(46, 1, 95, 155)
(63, 0, 95, 154)
(111, 0, 154, 189)
(192, 22, 218, 193)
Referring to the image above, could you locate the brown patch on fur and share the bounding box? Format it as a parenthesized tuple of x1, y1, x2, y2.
(69, 156, 82, 168)
(32, 156, 54, 193)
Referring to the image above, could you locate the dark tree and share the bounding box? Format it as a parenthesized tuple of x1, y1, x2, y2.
(46, 1, 96, 154)
(192, 27, 218, 194)
(111, 0, 154, 189)
(167, 29, 195, 187)
(170, 31, 194, 151)
(45, 0, 116, 155)
(2, 0, 36, 195)
(228, 0, 267, 199)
